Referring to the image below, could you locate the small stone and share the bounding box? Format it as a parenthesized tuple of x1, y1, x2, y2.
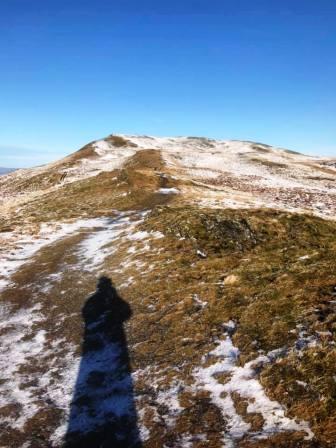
(197, 249, 207, 258)
(224, 274, 239, 285)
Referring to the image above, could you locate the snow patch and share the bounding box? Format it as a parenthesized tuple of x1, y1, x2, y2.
(192, 294, 207, 309)
(0, 304, 47, 428)
(0, 217, 115, 292)
(193, 332, 314, 443)
(157, 187, 180, 194)
(76, 214, 143, 270)
(127, 230, 164, 241)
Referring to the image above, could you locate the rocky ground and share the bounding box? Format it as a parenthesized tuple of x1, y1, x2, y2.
(0, 135, 335, 447)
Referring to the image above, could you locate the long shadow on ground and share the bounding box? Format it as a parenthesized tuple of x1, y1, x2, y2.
(64, 276, 142, 448)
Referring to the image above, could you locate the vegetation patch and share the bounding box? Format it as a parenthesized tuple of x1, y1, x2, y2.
(105, 135, 138, 147)
(249, 157, 288, 169)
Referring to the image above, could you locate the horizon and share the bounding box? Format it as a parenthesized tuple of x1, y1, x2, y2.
(1, 0, 336, 167)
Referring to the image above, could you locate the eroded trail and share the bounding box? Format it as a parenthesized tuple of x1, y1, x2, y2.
(0, 211, 158, 446)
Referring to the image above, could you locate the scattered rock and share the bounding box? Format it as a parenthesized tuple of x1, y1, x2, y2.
(224, 274, 239, 286)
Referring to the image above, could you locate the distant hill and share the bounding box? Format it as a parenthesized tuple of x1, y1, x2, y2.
(0, 167, 16, 175)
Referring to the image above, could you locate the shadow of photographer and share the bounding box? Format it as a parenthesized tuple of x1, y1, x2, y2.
(64, 276, 142, 448)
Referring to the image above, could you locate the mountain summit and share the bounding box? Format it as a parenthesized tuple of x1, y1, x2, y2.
(1, 135, 335, 225)
(0, 135, 335, 447)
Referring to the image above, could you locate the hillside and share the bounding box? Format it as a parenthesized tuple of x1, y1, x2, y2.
(0, 135, 336, 447)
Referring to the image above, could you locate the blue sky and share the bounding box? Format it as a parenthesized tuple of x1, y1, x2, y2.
(1, 0, 335, 167)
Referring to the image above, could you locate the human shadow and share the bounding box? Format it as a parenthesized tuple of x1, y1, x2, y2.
(64, 277, 142, 448)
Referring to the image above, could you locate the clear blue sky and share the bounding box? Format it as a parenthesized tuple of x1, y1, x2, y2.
(1, 0, 335, 167)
